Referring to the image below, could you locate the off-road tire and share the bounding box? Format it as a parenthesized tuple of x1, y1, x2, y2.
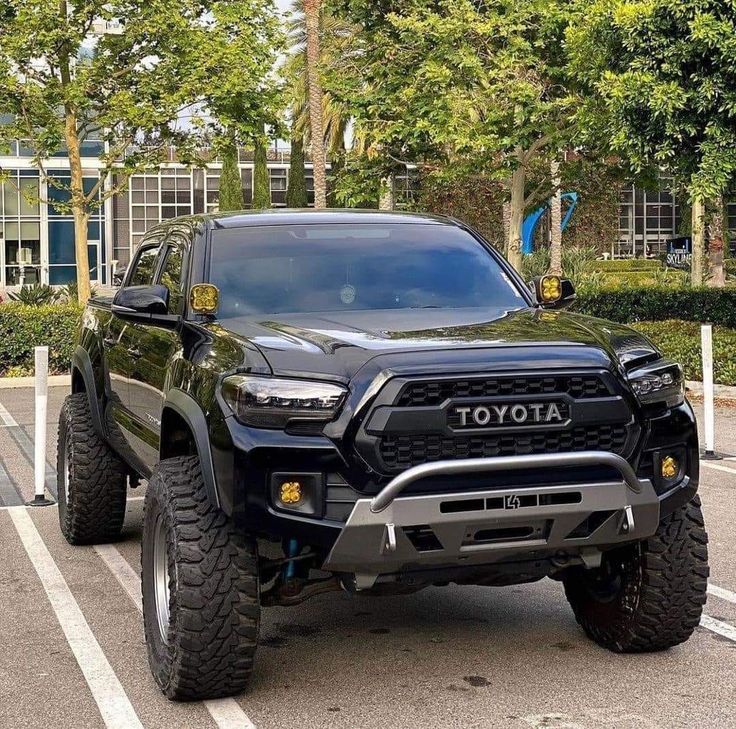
(57, 393, 128, 544)
(563, 496, 709, 652)
(142, 455, 260, 700)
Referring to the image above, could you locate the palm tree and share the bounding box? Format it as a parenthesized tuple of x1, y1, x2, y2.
(303, 0, 327, 208)
(284, 1, 356, 206)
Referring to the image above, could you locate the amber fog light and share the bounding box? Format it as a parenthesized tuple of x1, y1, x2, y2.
(280, 481, 303, 505)
(660, 455, 679, 480)
(653, 449, 686, 494)
(271, 472, 324, 516)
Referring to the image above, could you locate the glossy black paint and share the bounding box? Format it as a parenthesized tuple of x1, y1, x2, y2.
(72, 210, 699, 555)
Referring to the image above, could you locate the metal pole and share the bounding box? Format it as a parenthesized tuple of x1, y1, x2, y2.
(701, 324, 719, 460)
(29, 346, 54, 506)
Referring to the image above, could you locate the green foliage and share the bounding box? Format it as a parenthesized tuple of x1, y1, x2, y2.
(412, 169, 505, 249)
(218, 137, 245, 212)
(519, 246, 597, 288)
(286, 137, 308, 208)
(0, 303, 82, 376)
(251, 137, 271, 209)
(566, 0, 736, 202)
(575, 287, 736, 328)
(8, 284, 60, 306)
(0, 0, 281, 203)
(630, 321, 736, 386)
(592, 259, 664, 272)
(58, 281, 99, 303)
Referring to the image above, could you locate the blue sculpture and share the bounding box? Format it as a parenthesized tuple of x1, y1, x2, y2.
(521, 192, 579, 255)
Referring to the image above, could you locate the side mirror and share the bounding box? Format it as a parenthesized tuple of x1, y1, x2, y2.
(112, 266, 127, 286)
(112, 284, 171, 319)
(531, 275, 576, 309)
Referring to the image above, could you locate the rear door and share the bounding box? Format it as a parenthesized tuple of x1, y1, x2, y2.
(127, 223, 191, 471)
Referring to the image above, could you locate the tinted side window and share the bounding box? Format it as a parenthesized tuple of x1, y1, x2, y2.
(159, 246, 185, 312)
(128, 245, 160, 286)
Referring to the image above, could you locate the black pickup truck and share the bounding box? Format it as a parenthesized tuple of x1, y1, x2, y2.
(59, 210, 708, 700)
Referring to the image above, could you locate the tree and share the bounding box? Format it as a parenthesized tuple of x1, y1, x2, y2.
(286, 136, 308, 207)
(329, 0, 578, 269)
(567, 0, 736, 286)
(549, 160, 563, 275)
(218, 135, 245, 211)
(0, 0, 280, 302)
(252, 136, 271, 209)
(304, 0, 327, 208)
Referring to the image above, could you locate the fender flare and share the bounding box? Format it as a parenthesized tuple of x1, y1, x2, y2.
(71, 346, 105, 438)
(161, 389, 220, 509)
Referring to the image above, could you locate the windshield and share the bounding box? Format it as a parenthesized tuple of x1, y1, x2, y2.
(208, 223, 526, 318)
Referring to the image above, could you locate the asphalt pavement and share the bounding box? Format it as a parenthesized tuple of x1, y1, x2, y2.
(1, 385, 736, 729)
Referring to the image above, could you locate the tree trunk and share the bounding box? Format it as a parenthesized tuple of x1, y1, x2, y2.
(548, 160, 562, 276)
(507, 161, 525, 272)
(64, 110, 91, 304)
(691, 196, 705, 287)
(378, 175, 394, 210)
(304, 0, 327, 209)
(707, 197, 726, 288)
(286, 136, 308, 208)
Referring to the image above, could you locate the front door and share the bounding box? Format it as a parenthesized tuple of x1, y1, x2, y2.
(102, 235, 163, 474)
(127, 226, 189, 472)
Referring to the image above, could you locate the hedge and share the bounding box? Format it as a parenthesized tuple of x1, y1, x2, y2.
(592, 259, 663, 272)
(575, 287, 736, 328)
(0, 303, 82, 376)
(631, 321, 736, 386)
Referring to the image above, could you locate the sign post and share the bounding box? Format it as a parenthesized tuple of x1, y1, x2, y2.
(28, 346, 54, 506)
(701, 324, 719, 460)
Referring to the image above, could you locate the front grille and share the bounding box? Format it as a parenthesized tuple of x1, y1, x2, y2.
(396, 374, 610, 407)
(378, 424, 629, 471)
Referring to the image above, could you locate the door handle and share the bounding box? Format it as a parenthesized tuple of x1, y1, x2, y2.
(127, 347, 142, 358)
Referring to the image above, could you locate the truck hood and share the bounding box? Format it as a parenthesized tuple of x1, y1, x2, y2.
(214, 307, 659, 382)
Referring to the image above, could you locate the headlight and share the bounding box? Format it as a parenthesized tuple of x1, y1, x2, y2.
(222, 375, 347, 428)
(626, 359, 684, 407)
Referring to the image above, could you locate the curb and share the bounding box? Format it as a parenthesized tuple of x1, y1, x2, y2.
(0, 374, 70, 389)
(686, 380, 736, 401)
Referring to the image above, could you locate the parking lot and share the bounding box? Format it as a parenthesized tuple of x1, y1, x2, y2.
(1, 385, 736, 729)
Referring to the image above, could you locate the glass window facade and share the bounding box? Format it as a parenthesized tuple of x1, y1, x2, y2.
(617, 177, 682, 258)
(0, 171, 41, 286)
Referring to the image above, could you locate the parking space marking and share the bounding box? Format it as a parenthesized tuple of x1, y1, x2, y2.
(8, 507, 144, 729)
(0, 402, 57, 498)
(700, 460, 736, 476)
(94, 543, 257, 729)
(700, 614, 736, 642)
(709, 584, 736, 605)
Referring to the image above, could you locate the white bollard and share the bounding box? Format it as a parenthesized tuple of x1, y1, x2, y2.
(29, 346, 54, 506)
(701, 324, 718, 459)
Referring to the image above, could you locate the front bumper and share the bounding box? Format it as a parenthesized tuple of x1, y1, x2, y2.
(322, 451, 672, 589)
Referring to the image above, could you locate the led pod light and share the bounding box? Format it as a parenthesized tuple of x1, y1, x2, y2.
(626, 359, 684, 407)
(222, 375, 347, 428)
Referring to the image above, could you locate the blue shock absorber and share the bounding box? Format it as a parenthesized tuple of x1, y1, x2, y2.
(284, 538, 300, 579)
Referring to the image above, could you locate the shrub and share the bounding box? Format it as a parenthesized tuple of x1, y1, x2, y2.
(0, 302, 82, 376)
(8, 283, 60, 306)
(630, 321, 736, 386)
(575, 287, 736, 328)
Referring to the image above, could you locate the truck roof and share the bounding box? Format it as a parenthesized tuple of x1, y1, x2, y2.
(206, 209, 457, 229)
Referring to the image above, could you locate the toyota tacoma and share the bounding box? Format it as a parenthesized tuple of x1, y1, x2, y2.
(58, 210, 709, 699)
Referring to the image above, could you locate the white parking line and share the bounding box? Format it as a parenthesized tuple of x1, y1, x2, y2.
(8, 507, 144, 729)
(701, 461, 736, 476)
(708, 583, 736, 605)
(94, 543, 257, 729)
(701, 614, 736, 642)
